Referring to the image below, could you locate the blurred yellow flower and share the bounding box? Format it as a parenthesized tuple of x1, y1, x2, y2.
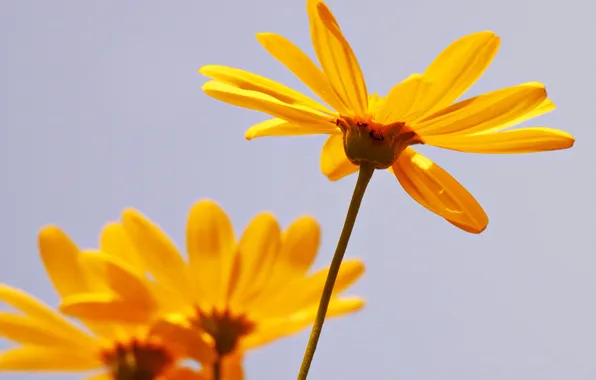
(59, 200, 365, 374)
(0, 227, 214, 380)
(199, 0, 575, 234)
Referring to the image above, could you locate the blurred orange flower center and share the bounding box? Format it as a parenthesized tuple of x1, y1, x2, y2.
(101, 339, 174, 380)
(196, 308, 256, 356)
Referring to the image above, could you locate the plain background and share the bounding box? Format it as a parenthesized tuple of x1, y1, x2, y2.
(1, 0, 594, 379)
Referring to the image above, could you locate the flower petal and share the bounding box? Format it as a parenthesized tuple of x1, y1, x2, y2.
(320, 135, 359, 181)
(38, 226, 90, 298)
(0, 285, 97, 347)
(121, 209, 190, 297)
(308, 0, 368, 116)
(423, 127, 575, 154)
(202, 81, 334, 129)
(186, 200, 236, 310)
(0, 313, 81, 346)
(475, 98, 556, 134)
(245, 118, 339, 140)
(242, 297, 364, 349)
(100, 222, 147, 275)
(199, 65, 331, 114)
(0, 346, 101, 371)
(60, 293, 153, 324)
(228, 213, 282, 313)
(150, 320, 216, 365)
(391, 147, 488, 233)
(415, 82, 547, 136)
(256, 32, 349, 114)
(416, 31, 500, 118)
(375, 74, 428, 125)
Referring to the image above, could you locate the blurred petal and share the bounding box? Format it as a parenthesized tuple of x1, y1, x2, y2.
(0, 346, 101, 371)
(100, 222, 147, 274)
(308, 0, 368, 115)
(199, 65, 331, 114)
(150, 320, 216, 365)
(320, 135, 359, 181)
(0, 313, 77, 346)
(256, 32, 348, 114)
(391, 147, 488, 233)
(416, 31, 500, 118)
(245, 118, 339, 140)
(186, 200, 236, 309)
(416, 82, 547, 136)
(423, 127, 575, 154)
(60, 293, 153, 324)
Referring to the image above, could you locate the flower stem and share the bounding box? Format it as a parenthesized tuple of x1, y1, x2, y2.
(297, 163, 375, 380)
(213, 359, 221, 380)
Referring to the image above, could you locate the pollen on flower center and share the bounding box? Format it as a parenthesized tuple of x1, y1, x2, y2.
(337, 118, 422, 169)
(194, 308, 255, 356)
(101, 339, 174, 380)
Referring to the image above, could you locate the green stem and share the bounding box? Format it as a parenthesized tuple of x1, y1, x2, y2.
(296, 163, 375, 380)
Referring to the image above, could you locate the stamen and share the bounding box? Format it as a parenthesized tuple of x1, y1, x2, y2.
(195, 308, 255, 356)
(101, 339, 173, 380)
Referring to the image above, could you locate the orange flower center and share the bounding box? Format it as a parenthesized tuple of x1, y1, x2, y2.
(101, 339, 174, 380)
(337, 118, 422, 169)
(195, 308, 255, 356)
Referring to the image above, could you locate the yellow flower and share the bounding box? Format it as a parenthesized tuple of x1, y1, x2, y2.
(199, 0, 575, 233)
(59, 200, 365, 368)
(0, 227, 215, 380)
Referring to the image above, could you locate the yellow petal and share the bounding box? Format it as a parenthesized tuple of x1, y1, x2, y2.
(474, 98, 556, 134)
(375, 74, 428, 124)
(83, 373, 112, 380)
(100, 222, 147, 274)
(256, 32, 349, 115)
(416, 31, 500, 118)
(415, 82, 547, 136)
(202, 81, 334, 129)
(186, 200, 236, 309)
(423, 127, 575, 154)
(0, 285, 97, 347)
(229, 213, 282, 313)
(38, 226, 90, 298)
(60, 292, 153, 324)
(0, 345, 101, 371)
(245, 118, 340, 140)
(320, 135, 359, 181)
(166, 367, 207, 380)
(0, 313, 82, 346)
(199, 65, 331, 114)
(242, 297, 364, 349)
(391, 148, 488, 234)
(121, 209, 190, 297)
(308, 0, 368, 116)
(150, 320, 216, 365)
(249, 217, 321, 312)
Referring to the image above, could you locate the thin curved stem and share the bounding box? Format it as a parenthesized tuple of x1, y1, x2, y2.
(297, 163, 375, 380)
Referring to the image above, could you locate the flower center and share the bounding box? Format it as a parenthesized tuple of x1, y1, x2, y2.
(101, 339, 174, 380)
(337, 118, 422, 169)
(195, 308, 255, 356)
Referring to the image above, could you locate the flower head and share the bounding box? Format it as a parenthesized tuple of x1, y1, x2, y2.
(199, 0, 574, 233)
(59, 200, 365, 372)
(0, 227, 214, 380)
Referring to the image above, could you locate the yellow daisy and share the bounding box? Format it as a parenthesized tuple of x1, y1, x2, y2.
(199, 0, 575, 233)
(59, 200, 365, 373)
(0, 226, 216, 380)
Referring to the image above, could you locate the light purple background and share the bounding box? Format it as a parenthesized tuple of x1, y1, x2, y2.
(1, 0, 594, 379)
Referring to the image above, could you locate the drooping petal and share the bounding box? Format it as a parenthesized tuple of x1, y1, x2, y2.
(100, 222, 147, 275)
(415, 82, 547, 136)
(422, 127, 575, 154)
(120, 209, 191, 297)
(391, 147, 488, 233)
(245, 118, 340, 140)
(150, 320, 216, 365)
(474, 98, 556, 134)
(375, 74, 428, 124)
(415, 31, 500, 119)
(199, 65, 332, 114)
(228, 214, 282, 313)
(308, 0, 368, 116)
(320, 135, 359, 181)
(256, 32, 349, 114)
(0, 346, 101, 371)
(38, 226, 90, 298)
(202, 81, 334, 129)
(242, 297, 364, 349)
(60, 293, 154, 324)
(186, 200, 236, 309)
(0, 285, 97, 347)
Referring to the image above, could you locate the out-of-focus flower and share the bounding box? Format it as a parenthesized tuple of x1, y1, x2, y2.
(199, 0, 575, 233)
(0, 227, 214, 380)
(59, 200, 365, 376)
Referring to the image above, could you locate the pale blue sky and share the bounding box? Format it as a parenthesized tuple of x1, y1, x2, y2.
(1, 0, 594, 379)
